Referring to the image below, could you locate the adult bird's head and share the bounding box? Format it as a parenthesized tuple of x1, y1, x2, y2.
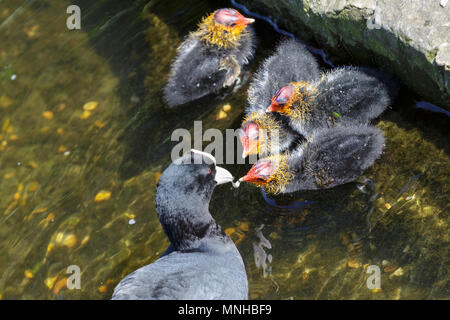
(156, 150, 234, 249)
(198, 8, 255, 48)
(164, 149, 234, 196)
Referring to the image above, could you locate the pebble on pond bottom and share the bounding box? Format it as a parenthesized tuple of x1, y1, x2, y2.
(94, 190, 111, 202)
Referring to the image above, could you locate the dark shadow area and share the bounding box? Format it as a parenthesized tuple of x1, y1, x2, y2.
(384, 89, 450, 157)
(211, 175, 375, 239)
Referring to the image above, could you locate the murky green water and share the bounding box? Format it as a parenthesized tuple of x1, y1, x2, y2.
(0, 0, 448, 299)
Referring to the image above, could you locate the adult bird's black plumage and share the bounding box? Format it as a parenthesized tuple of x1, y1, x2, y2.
(112, 150, 248, 300)
(164, 8, 256, 107)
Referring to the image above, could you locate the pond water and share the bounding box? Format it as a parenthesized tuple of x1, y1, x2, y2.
(0, 0, 448, 299)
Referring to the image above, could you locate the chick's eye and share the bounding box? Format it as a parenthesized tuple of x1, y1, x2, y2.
(275, 93, 287, 105)
(229, 23, 237, 27)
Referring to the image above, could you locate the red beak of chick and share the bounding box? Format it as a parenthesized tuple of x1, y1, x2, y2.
(266, 84, 294, 113)
(241, 160, 273, 184)
(235, 11, 255, 26)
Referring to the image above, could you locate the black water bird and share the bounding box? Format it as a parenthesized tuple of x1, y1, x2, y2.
(112, 150, 248, 300)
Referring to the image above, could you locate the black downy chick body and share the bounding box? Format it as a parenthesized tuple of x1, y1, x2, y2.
(241, 125, 385, 194)
(164, 9, 256, 107)
(112, 150, 248, 300)
(240, 39, 320, 157)
(246, 38, 320, 115)
(267, 67, 399, 137)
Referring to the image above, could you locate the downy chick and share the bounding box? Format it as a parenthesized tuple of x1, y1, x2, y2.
(240, 39, 320, 157)
(240, 125, 385, 194)
(164, 8, 256, 107)
(266, 67, 398, 136)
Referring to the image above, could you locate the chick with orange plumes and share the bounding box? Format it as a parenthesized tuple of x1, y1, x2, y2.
(239, 112, 303, 158)
(240, 125, 385, 194)
(266, 67, 399, 137)
(239, 39, 320, 158)
(164, 8, 256, 107)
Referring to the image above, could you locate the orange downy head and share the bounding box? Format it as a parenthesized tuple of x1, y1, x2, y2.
(199, 9, 254, 48)
(241, 154, 294, 194)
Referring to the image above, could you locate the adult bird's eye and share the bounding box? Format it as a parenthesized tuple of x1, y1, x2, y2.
(230, 23, 237, 27)
(208, 168, 212, 175)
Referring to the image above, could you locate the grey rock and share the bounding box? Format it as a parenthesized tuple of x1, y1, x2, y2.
(239, 0, 450, 110)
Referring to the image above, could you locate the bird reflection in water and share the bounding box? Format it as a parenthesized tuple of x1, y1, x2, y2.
(252, 224, 279, 292)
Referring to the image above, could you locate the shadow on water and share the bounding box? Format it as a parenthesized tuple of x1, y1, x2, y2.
(383, 88, 450, 157)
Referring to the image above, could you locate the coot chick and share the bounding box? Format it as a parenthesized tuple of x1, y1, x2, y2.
(240, 125, 385, 194)
(240, 39, 320, 157)
(267, 67, 398, 137)
(112, 150, 248, 299)
(164, 8, 256, 107)
(246, 38, 320, 114)
(240, 112, 303, 158)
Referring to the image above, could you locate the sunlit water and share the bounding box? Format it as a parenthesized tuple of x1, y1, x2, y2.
(0, 0, 448, 299)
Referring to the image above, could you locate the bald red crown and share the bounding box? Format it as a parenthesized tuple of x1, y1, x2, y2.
(214, 8, 254, 27)
(267, 84, 294, 112)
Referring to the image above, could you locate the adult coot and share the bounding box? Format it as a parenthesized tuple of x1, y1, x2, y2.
(112, 150, 248, 299)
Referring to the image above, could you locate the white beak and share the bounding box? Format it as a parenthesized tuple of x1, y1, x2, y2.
(214, 166, 234, 185)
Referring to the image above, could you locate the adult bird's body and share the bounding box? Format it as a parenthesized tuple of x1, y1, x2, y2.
(112, 150, 248, 300)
